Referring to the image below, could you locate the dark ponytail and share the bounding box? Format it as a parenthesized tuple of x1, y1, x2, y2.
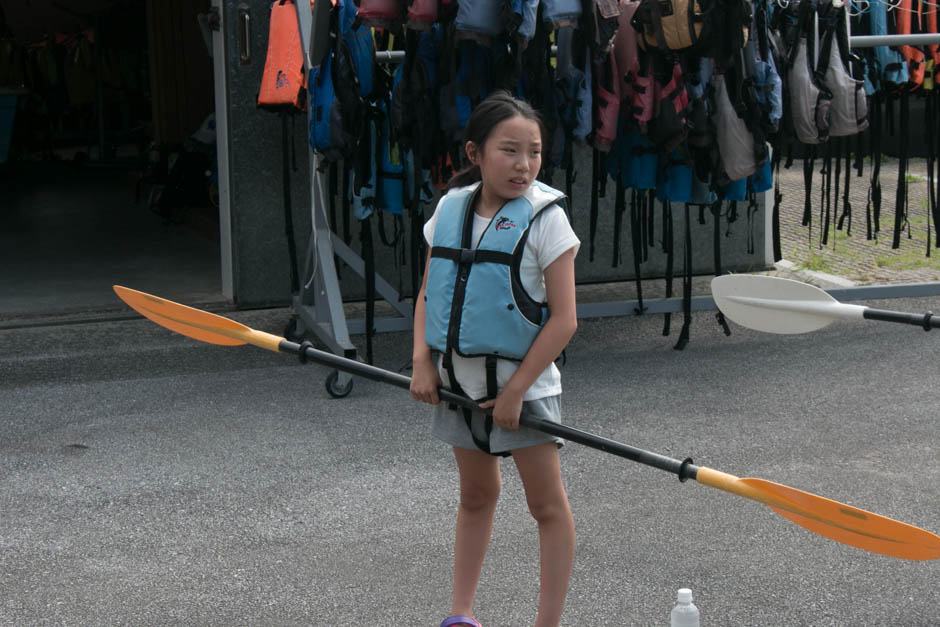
(444, 91, 545, 191)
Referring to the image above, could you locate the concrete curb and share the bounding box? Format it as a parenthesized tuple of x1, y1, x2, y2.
(774, 259, 858, 289)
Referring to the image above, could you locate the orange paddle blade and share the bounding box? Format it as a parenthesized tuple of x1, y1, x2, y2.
(113, 285, 249, 346)
(750, 478, 940, 561)
(697, 468, 940, 561)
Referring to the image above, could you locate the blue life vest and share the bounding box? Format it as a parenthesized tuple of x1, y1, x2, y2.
(425, 181, 567, 360)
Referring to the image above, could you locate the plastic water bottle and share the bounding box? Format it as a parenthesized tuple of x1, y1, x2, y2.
(670, 588, 700, 627)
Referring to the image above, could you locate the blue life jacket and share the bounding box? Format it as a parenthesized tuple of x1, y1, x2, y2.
(308, 0, 375, 161)
(867, 0, 909, 92)
(425, 181, 567, 360)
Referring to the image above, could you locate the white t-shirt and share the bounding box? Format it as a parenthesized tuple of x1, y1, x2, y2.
(423, 190, 580, 401)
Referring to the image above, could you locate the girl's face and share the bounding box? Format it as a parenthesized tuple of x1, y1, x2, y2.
(466, 114, 542, 213)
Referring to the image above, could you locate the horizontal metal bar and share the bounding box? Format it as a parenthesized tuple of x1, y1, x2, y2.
(827, 282, 940, 301)
(347, 316, 413, 335)
(850, 33, 940, 48)
(374, 50, 405, 63)
(577, 295, 717, 318)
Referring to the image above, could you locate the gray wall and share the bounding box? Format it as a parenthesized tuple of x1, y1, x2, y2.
(321, 142, 772, 302)
(221, 0, 314, 307)
(220, 0, 770, 306)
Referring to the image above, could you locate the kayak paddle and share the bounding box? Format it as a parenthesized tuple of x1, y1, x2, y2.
(712, 274, 940, 335)
(113, 285, 940, 561)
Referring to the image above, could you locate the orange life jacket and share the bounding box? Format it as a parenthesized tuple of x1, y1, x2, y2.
(896, 0, 926, 88)
(257, 0, 308, 110)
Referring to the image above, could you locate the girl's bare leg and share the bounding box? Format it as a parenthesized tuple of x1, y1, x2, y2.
(512, 443, 575, 627)
(450, 446, 502, 619)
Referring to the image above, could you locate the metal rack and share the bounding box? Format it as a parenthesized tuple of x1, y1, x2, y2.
(288, 0, 414, 397)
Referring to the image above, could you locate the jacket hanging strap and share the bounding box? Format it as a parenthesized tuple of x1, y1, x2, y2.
(630, 190, 646, 314)
(674, 203, 692, 350)
(361, 215, 376, 364)
(894, 91, 910, 249)
(281, 111, 300, 296)
(590, 147, 600, 262)
(662, 201, 674, 337)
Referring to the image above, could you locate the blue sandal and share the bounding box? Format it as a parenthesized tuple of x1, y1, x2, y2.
(440, 616, 481, 627)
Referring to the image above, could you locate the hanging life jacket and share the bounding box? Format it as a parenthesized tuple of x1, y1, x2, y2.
(895, 0, 927, 88)
(713, 71, 760, 183)
(257, 0, 307, 110)
(630, 0, 710, 52)
(784, 0, 832, 145)
(613, 0, 642, 104)
(649, 59, 690, 154)
(864, 0, 909, 91)
(425, 180, 567, 361)
(630, 0, 750, 67)
(408, 0, 439, 30)
(308, 0, 376, 161)
(356, 0, 403, 29)
(594, 48, 621, 152)
(817, 3, 868, 136)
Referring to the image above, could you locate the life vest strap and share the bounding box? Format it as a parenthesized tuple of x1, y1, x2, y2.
(430, 246, 514, 266)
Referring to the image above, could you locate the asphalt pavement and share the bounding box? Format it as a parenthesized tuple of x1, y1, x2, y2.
(1, 298, 938, 626)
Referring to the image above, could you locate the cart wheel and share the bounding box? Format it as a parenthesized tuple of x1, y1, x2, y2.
(283, 316, 302, 342)
(325, 370, 353, 398)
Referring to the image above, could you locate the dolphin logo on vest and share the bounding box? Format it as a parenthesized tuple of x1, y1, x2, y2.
(494, 217, 517, 231)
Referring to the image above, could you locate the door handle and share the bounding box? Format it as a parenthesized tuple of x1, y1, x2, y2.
(237, 5, 251, 65)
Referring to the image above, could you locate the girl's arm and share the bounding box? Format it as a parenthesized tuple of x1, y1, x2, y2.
(410, 251, 442, 404)
(480, 247, 578, 429)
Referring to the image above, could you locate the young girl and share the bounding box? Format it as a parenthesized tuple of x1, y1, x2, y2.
(410, 91, 579, 627)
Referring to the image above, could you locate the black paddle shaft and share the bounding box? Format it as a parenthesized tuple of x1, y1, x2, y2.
(283, 339, 700, 481)
(864, 308, 938, 331)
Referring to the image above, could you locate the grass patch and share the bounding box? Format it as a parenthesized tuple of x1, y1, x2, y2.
(799, 253, 836, 273)
(874, 247, 940, 270)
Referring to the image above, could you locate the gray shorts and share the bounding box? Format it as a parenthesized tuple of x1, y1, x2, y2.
(431, 394, 565, 454)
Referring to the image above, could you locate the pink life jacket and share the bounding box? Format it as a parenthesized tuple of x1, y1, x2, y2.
(594, 48, 621, 152)
(613, 1, 641, 103)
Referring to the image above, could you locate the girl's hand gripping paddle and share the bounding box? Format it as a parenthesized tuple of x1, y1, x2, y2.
(114, 285, 940, 561)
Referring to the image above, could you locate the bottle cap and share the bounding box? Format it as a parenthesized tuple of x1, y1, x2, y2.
(677, 588, 693, 604)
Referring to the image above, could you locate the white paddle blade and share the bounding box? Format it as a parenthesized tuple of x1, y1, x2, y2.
(711, 275, 865, 335)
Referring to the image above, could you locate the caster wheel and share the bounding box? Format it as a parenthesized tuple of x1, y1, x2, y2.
(325, 370, 353, 398)
(284, 316, 302, 342)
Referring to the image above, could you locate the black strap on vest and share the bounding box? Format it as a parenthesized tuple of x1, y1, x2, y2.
(772, 156, 783, 261)
(802, 149, 815, 230)
(590, 147, 600, 262)
(871, 95, 883, 237)
(711, 199, 732, 338)
(630, 189, 646, 314)
(431, 247, 514, 266)
(361, 215, 375, 364)
(612, 180, 625, 267)
(442, 351, 508, 457)
(280, 111, 300, 297)
(928, 90, 940, 254)
(329, 161, 339, 258)
(674, 203, 693, 350)
(837, 138, 853, 234)
(820, 142, 832, 247)
(662, 200, 674, 338)
(894, 90, 910, 249)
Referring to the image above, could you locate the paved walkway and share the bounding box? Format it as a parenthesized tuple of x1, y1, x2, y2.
(2, 296, 938, 625)
(776, 157, 940, 285)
